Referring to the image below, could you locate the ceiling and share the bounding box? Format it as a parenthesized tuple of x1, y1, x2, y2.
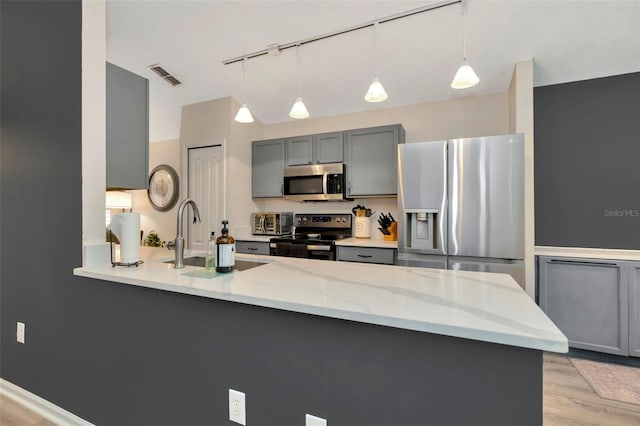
(106, 0, 640, 142)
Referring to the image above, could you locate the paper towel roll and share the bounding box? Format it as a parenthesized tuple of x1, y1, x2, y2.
(108, 212, 140, 263)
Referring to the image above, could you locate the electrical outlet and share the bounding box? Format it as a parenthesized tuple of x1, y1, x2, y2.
(229, 389, 246, 425)
(16, 322, 25, 344)
(306, 414, 327, 426)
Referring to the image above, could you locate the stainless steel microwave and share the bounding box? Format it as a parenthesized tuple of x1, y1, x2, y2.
(251, 212, 293, 235)
(283, 163, 350, 202)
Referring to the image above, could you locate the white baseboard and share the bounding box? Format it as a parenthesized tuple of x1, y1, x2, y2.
(0, 379, 94, 426)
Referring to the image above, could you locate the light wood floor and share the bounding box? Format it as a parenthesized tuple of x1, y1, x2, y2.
(1, 354, 639, 425)
(543, 353, 640, 425)
(0, 395, 55, 426)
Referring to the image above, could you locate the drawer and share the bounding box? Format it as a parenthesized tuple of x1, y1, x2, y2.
(236, 241, 270, 255)
(337, 246, 396, 265)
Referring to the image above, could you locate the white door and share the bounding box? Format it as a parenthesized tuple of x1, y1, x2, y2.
(187, 145, 224, 250)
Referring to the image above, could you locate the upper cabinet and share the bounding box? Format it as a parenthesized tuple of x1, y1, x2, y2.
(345, 124, 405, 197)
(285, 132, 344, 166)
(106, 62, 149, 190)
(252, 139, 285, 198)
(252, 124, 404, 199)
(285, 135, 314, 166)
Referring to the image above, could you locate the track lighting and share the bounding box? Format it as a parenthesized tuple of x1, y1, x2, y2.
(223, 1, 482, 118)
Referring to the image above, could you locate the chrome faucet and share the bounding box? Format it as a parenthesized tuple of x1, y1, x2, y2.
(167, 198, 201, 268)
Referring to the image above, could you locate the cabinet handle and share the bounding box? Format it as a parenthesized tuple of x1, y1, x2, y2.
(248, 247, 258, 251)
(308, 161, 313, 164)
(548, 259, 616, 267)
(281, 183, 283, 195)
(357, 254, 373, 258)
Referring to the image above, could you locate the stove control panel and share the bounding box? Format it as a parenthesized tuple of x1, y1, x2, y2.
(295, 214, 352, 229)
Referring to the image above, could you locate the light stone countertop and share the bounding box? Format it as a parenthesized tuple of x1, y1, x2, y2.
(336, 238, 397, 249)
(535, 246, 640, 261)
(74, 247, 567, 353)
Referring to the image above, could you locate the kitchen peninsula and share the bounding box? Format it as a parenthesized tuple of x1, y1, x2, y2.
(75, 248, 566, 425)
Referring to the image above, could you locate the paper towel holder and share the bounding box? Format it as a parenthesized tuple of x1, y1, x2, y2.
(109, 230, 144, 268)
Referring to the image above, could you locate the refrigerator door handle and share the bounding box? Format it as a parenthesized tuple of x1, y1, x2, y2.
(440, 142, 448, 255)
(448, 140, 460, 255)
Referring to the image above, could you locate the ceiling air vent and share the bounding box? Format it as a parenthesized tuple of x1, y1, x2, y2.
(147, 64, 182, 86)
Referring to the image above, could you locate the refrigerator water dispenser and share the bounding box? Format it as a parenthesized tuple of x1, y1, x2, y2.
(404, 210, 439, 251)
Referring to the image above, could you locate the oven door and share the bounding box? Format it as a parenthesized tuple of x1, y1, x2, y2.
(271, 242, 308, 258)
(307, 244, 335, 261)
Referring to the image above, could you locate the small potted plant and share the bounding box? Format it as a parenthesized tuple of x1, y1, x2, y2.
(144, 230, 165, 248)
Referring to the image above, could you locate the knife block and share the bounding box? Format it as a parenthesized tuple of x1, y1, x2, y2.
(384, 221, 398, 241)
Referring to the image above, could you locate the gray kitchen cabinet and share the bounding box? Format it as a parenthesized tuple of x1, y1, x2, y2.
(314, 132, 344, 164)
(345, 124, 405, 197)
(252, 139, 285, 198)
(106, 62, 149, 189)
(630, 262, 640, 357)
(285, 135, 314, 166)
(236, 241, 270, 256)
(285, 132, 343, 166)
(538, 256, 629, 355)
(337, 246, 397, 265)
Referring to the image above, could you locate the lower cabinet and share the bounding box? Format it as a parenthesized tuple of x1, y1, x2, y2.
(630, 263, 640, 357)
(337, 246, 396, 265)
(236, 241, 270, 256)
(538, 256, 638, 357)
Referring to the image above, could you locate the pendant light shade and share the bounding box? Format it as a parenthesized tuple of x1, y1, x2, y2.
(289, 97, 310, 119)
(234, 57, 254, 123)
(451, 0, 479, 90)
(451, 62, 479, 89)
(364, 76, 388, 102)
(234, 102, 254, 123)
(364, 22, 388, 103)
(290, 45, 310, 120)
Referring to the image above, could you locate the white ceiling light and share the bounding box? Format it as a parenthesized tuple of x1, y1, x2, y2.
(451, 0, 479, 90)
(289, 45, 310, 119)
(364, 22, 388, 103)
(234, 57, 254, 123)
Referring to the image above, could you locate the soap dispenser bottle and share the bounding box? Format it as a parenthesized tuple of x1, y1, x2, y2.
(205, 231, 216, 271)
(216, 220, 235, 273)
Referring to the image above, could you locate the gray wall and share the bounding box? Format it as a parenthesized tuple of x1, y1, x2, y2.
(1, 2, 541, 425)
(534, 72, 640, 249)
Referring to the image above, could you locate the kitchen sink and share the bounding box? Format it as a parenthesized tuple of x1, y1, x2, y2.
(164, 257, 267, 271)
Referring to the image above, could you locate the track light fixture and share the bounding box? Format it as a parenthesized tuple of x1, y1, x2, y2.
(364, 22, 388, 103)
(289, 45, 310, 119)
(451, 0, 479, 89)
(223, 1, 471, 119)
(234, 57, 254, 123)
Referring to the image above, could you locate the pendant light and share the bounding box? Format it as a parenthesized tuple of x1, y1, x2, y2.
(451, 0, 479, 90)
(364, 22, 388, 103)
(289, 44, 310, 119)
(234, 57, 254, 123)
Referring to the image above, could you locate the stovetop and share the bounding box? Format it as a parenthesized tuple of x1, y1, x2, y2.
(270, 233, 351, 244)
(270, 213, 353, 245)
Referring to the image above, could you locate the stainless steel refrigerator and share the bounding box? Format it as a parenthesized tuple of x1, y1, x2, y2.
(397, 134, 525, 285)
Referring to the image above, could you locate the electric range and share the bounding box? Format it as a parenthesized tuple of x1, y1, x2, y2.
(269, 213, 352, 261)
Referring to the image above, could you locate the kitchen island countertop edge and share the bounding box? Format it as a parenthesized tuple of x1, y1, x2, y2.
(74, 247, 567, 353)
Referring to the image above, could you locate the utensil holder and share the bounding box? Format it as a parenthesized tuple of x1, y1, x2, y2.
(383, 221, 398, 241)
(355, 216, 371, 238)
